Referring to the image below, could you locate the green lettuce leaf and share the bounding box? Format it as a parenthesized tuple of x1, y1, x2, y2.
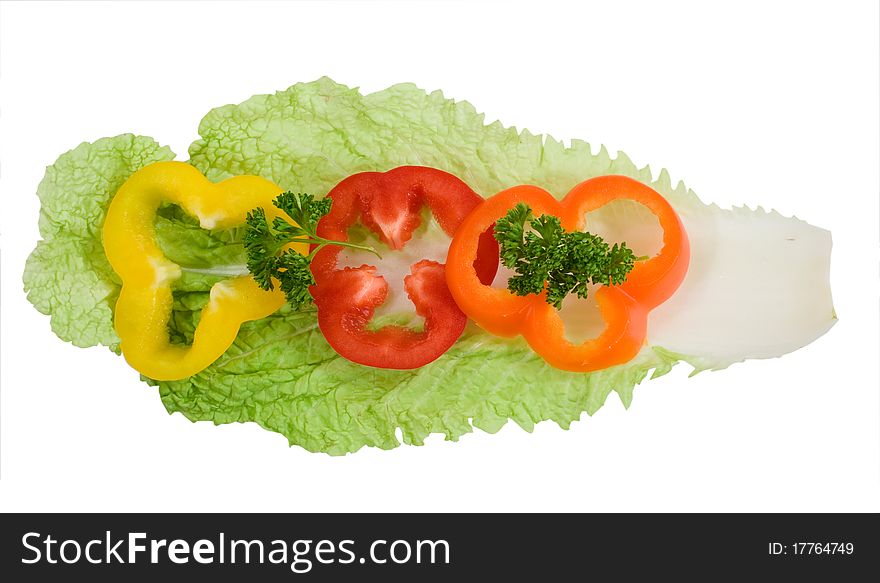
(159, 312, 681, 455)
(24, 79, 834, 454)
(189, 77, 700, 209)
(24, 135, 176, 348)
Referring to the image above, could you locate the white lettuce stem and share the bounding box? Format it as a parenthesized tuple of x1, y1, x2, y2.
(180, 265, 250, 277)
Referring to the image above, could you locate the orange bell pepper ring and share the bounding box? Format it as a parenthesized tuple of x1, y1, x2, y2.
(446, 175, 690, 372)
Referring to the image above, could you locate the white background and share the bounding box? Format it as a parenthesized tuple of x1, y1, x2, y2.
(1, 0, 877, 512)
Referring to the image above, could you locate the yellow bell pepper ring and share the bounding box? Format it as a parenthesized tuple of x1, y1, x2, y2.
(102, 161, 308, 380)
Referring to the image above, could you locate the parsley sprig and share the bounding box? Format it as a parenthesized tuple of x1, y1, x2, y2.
(493, 203, 642, 309)
(245, 192, 380, 309)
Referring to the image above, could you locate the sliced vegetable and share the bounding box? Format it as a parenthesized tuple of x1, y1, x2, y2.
(310, 166, 499, 369)
(102, 161, 308, 380)
(446, 175, 689, 372)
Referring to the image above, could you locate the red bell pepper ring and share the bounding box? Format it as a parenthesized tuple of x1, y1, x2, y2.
(446, 175, 689, 372)
(310, 166, 498, 369)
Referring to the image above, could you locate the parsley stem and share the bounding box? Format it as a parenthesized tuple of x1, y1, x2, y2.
(300, 238, 383, 261)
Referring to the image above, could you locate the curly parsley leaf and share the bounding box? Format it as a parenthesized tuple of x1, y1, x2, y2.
(494, 203, 640, 309)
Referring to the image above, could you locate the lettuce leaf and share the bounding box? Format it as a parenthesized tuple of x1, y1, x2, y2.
(159, 313, 681, 455)
(189, 77, 699, 209)
(23, 79, 834, 454)
(24, 135, 175, 348)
